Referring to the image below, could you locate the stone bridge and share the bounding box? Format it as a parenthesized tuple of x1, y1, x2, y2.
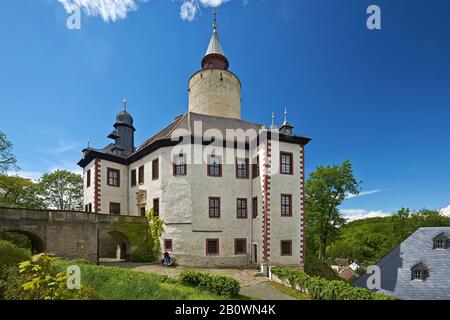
(0, 207, 148, 262)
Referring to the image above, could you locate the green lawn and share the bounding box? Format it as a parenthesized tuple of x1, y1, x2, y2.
(58, 261, 252, 300)
(268, 282, 311, 300)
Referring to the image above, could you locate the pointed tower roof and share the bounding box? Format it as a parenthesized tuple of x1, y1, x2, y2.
(201, 12, 229, 70)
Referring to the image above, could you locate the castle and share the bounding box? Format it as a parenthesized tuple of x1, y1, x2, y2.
(78, 19, 311, 268)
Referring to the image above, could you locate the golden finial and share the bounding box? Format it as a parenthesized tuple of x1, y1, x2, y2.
(123, 97, 127, 111)
(213, 8, 218, 32)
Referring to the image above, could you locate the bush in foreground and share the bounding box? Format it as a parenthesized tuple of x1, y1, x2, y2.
(179, 269, 240, 297)
(0, 240, 31, 268)
(271, 266, 393, 300)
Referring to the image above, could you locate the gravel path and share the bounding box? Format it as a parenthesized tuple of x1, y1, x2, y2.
(240, 282, 296, 300)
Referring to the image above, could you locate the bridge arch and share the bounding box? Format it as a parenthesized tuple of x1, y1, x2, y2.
(100, 230, 131, 261)
(0, 229, 45, 254)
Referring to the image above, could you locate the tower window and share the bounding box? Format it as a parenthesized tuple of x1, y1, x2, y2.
(153, 198, 160, 217)
(207, 155, 222, 177)
(234, 239, 247, 255)
(209, 197, 221, 218)
(107, 168, 120, 187)
(131, 169, 137, 187)
(281, 194, 293, 217)
(109, 202, 121, 215)
(173, 154, 187, 176)
(280, 152, 293, 175)
(236, 158, 249, 179)
(237, 198, 248, 219)
(206, 239, 219, 256)
(152, 158, 159, 180)
(252, 197, 258, 219)
(86, 169, 91, 188)
(138, 166, 145, 185)
(281, 240, 293, 256)
(252, 156, 260, 179)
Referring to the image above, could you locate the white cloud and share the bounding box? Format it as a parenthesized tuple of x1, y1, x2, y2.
(180, 0, 199, 22)
(58, 0, 149, 22)
(346, 189, 381, 200)
(441, 205, 450, 217)
(341, 208, 391, 222)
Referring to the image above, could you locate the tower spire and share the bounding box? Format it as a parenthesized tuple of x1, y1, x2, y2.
(284, 107, 288, 123)
(123, 97, 127, 111)
(201, 9, 229, 70)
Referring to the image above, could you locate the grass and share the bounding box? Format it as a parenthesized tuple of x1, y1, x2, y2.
(58, 260, 253, 300)
(268, 282, 311, 300)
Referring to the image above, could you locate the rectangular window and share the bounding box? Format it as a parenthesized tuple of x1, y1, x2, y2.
(234, 239, 247, 255)
(139, 207, 146, 217)
(237, 198, 248, 219)
(207, 155, 222, 177)
(173, 154, 187, 176)
(107, 168, 120, 187)
(206, 239, 219, 256)
(280, 152, 293, 175)
(138, 166, 145, 185)
(281, 240, 292, 256)
(88, 203, 92, 212)
(110, 202, 121, 215)
(131, 169, 137, 187)
(164, 239, 173, 252)
(209, 197, 221, 218)
(236, 158, 249, 179)
(85, 204, 89, 212)
(281, 194, 293, 217)
(252, 197, 258, 219)
(152, 159, 159, 180)
(414, 271, 422, 280)
(86, 169, 91, 188)
(252, 156, 260, 179)
(153, 198, 160, 217)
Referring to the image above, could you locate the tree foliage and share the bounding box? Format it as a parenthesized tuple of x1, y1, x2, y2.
(0, 174, 44, 209)
(306, 160, 361, 260)
(39, 170, 83, 211)
(0, 131, 18, 173)
(328, 209, 450, 265)
(146, 208, 165, 260)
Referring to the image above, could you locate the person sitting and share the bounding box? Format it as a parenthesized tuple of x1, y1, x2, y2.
(162, 250, 171, 267)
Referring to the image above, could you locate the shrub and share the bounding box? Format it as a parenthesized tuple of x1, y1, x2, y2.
(179, 270, 240, 297)
(0, 240, 31, 268)
(2, 253, 94, 300)
(130, 246, 154, 263)
(271, 266, 393, 300)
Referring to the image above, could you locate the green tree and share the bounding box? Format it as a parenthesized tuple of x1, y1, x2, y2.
(306, 160, 360, 260)
(0, 174, 44, 209)
(0, 131, 18, 173)
(39, 170, 83, 211)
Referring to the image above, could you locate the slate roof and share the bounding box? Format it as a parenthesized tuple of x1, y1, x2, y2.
(78, 112, 311, 168)
(352, 227, 450, 300)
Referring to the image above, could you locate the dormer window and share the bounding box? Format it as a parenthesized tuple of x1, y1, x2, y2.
(433, 233, 448, 250)
(411, 263, 429, 281)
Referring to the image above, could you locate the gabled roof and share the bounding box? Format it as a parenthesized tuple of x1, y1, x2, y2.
(352, 227, 450, 300)
(78, 112, 311, 168)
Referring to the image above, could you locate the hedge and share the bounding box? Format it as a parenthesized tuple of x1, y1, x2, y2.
(179, 269, 240, 297)
(270, 266, 393, 300)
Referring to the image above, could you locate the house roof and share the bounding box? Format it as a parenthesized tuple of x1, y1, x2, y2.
(78, 112, 311, 168)
(352, 227, 450, 300)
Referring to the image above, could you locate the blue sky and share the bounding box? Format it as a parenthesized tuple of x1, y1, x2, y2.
(1, 0, 449, 220)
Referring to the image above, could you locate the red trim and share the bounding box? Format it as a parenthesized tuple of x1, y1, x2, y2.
(234, 238, 247, 255)
(281, 194, 293, 217)
(281, 240, 293, 256)
(94, 159, 101, 213)
(236, 198, 248, 219)
(262, 141, 272, 263)
(208, 197, 221, 218)
(164, 239, 173, 252)
(300, 145, 306, 269)
(206, 238, 220, 256)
